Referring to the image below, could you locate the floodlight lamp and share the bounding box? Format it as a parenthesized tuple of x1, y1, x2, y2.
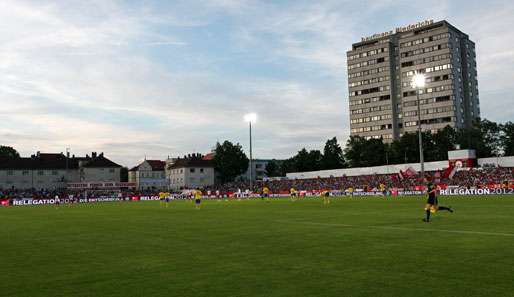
(411, 73, 426, 88)
(244, 113, 257, 123)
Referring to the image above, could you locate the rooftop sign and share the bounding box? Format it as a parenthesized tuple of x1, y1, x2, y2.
(361, 19, 435, 42)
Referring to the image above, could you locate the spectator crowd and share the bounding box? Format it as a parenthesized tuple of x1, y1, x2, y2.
(1, 167, 513, 200)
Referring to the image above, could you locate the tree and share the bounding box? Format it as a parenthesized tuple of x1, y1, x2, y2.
(294, 148, 311, 172)
(456, 119, 498, 158)
(120, 167, 129, 182)
(0, 146, 20, 159)
(393, 133, 420, 164)
(363, 138, 387, 166)
(343, 136, 368, 168)
(344, 136, 387, 167)
(501, 122, 514, 156)
(265, 159, 281, 177)
(321, 137, 345, 170)
(291, 148, 323, 172)
(432, 125, 457, 161)
(307, 150, 323, 171)
(421, 132, 438, 162)
(479, 119, 501, 156)
(280, 157, 297, 176)
(214, 141, 249, 183)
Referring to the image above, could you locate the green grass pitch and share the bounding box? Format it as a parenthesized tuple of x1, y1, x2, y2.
(2, 196, 514, 297)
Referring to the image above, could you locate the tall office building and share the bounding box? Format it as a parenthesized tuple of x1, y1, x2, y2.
(347, 20, 479, 141)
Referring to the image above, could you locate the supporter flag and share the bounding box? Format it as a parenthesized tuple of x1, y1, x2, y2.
(442, 165, 454, 179)
(434, 171, 441, 183)
(448, 166, 459, 180)
(400, 167, 418, 179)
(1, 200, 9, 206)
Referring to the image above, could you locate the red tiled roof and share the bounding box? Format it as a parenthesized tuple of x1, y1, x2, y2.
(146, 160, 166, 171)
(81, 155, 121, 168)
(0, 152, 120, 170)
(202, 153, 215, 160)
(169, 158, 214, 169)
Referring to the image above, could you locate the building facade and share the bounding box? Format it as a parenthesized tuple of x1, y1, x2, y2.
(167, 154, 215, 190)
(0, 152, 121, 190)
(347, 20, 479, 141)
(239, 159, 282, 181)
(128, 160, 167, 190)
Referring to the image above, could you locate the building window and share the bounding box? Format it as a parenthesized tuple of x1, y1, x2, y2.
(7, 170, 14, 176)
(200, 168, 204, 173)
(38, 171, 44, 176)
(22, 171, 29, 176)
(109, 168, 115, 173)
(190, 168, 195, 173)
(52, 171, 58, 176)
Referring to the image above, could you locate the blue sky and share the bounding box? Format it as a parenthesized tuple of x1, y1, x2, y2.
(1, 0, 513, 166)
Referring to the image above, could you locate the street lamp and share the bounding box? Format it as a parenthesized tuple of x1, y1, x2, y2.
(411, 73, 426, 179)
(244, 113, 257, 191)
(65, 148, 70, 174)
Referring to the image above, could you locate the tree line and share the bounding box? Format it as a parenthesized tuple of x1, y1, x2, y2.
(267, 119, 514, 175)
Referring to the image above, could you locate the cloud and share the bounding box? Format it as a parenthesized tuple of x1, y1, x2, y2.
(1, 0, 513, 167)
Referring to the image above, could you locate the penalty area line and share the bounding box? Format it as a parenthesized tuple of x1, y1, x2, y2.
(276, 220, 514, 237)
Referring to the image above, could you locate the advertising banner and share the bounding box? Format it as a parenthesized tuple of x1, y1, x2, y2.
(439, 188, 514, 196)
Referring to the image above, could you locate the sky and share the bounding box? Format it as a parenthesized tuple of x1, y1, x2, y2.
(1, 0, 513, 167)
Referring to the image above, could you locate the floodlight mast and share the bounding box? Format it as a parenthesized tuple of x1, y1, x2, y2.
(244, 113, 257, 191)
(411, 73, 426, 179)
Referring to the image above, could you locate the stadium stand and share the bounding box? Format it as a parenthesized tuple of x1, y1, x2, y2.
(1, 167, 513, 202)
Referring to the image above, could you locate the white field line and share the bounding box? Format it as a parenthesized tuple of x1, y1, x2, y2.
(276, 220, 514, 237)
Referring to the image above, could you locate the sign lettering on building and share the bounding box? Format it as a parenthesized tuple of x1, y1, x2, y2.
(361, 19, 435, 42)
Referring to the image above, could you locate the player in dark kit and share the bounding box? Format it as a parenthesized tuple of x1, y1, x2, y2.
(423, 178, 453, 222)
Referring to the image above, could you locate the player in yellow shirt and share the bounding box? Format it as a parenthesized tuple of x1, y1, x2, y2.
(348, 186, 354, 197)
(322, 190, 330, 205)
(379, 183, 386, 195)
(290, 187, 298, 201)
(164, 192, 171, 208)
(262, 186, 270, 202)
(159, 192, 166, 208)
(194, 189, 202, 209)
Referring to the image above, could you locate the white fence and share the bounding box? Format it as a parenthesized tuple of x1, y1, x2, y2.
(286, 156, 514, 180)
(286, 161, 448, 179)
(477, 156, 514, 167)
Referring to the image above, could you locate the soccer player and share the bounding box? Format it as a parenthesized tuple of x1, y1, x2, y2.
(159, 192, 166, 208)
(348, 186, 354, 197)
(164, 192, 171, 208)
(322, 190, 330, 205)
(194, 189, 202, 209)
(54, 194, 60, 209)
(262, 186, 270, 202)
(290, 187, 298, 201)
(379, 183, 386, 195)
(423, 178, 453, 222)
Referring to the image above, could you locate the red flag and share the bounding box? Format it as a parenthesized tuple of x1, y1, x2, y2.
(404, 167, 417, 177)
(442, 165, 454, 179)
